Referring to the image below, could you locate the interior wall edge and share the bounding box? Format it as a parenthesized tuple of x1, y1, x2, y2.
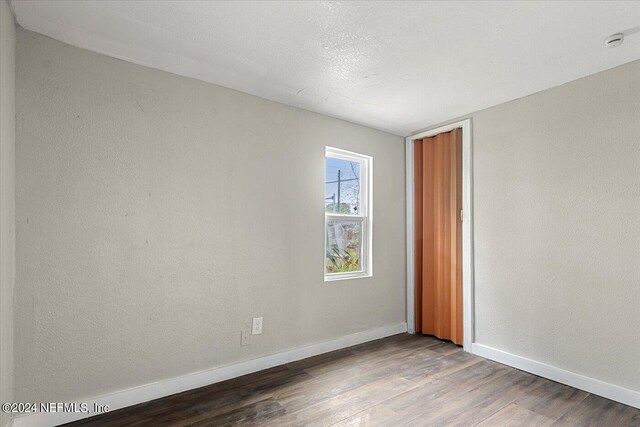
(0, 1, 17, 427)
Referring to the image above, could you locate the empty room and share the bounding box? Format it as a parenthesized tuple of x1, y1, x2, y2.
(1, 1, 639, 426)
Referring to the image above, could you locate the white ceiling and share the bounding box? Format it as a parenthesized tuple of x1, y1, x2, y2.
(12, 1, 640, 136)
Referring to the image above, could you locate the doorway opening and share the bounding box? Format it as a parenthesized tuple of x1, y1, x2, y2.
(405, 119, 474, 351)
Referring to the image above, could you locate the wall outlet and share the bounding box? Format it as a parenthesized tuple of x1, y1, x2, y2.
(252, 317, 263, 335)
(241, 329, 250, 346)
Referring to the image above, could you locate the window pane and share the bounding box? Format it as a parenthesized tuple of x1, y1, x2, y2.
(325, 219, 363, 274)
(325, 157, 361, 214)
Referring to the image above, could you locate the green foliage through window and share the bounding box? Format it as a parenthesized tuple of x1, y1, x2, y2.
(325, 221, 362, 274)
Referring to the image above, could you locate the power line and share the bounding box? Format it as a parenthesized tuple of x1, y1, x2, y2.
(325, 177, 358, 184)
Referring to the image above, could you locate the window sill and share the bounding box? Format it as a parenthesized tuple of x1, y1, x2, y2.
(324, 272, 373, 282)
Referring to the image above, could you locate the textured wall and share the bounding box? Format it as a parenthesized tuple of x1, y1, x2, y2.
(473, 60, 640, 391)
(15, 30, 406, 402)
(0, 2, 15, 426)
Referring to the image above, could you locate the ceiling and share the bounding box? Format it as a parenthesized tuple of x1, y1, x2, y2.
(11, 1, 640, 136)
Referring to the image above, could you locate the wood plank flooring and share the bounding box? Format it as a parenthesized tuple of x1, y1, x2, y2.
(62, 334, 640, 426)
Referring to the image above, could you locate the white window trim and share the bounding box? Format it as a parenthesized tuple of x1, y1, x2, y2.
(324, 147, 373, 282)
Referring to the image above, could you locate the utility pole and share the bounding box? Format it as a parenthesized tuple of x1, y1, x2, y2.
(325, 194, 336, 210)
(337, 170, 341, 212)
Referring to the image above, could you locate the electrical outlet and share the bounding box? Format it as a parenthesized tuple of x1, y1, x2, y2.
(252, 317, 263, 335)
(241, 329, 250, 346)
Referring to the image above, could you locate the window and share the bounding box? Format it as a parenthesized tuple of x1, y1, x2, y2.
(325, 147, 372, 281)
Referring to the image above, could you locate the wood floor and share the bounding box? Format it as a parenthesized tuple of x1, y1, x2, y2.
(63, 334, 640, 426)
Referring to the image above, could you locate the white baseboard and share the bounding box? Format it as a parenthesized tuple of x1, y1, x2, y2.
(471, 343, 640, 409)
(12, 323, 407, 427)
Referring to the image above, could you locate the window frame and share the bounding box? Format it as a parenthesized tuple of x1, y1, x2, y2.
(324, 146, 373, 282)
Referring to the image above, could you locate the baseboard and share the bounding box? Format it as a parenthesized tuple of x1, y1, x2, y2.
(471, 343, 640, 409)
(12, 323, 407, 427)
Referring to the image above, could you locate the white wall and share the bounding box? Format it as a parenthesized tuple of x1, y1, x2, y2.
(0, 2, 16, 426)
(473, 60, 640, 392)
(14, 29, 406, 403)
